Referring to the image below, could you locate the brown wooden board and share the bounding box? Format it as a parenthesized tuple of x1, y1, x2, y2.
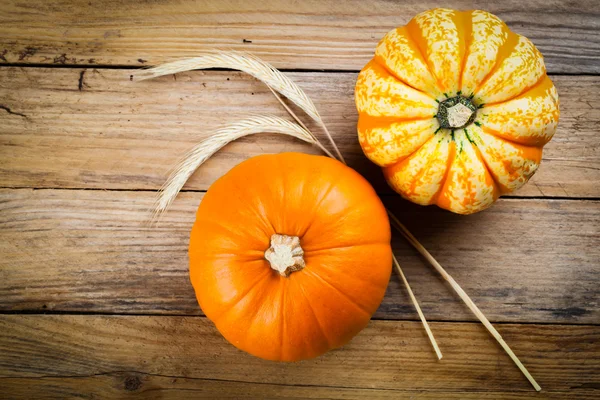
(0, 315, 598, 398)
(1, 68, 598, 198)
(0, 0, 599, 73)
(2, 1, 600, 397)
(2, 189, 598, 324)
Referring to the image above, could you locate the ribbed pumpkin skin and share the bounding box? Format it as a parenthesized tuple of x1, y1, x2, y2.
(189, 153, 392, 361)
(355, 8, 560, 214)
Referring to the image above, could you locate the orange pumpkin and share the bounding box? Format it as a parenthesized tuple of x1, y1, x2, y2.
(355, 8, 559, 214)
(189, 152, 392, 361)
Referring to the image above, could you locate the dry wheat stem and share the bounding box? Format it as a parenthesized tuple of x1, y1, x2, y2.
(266, 86, 336, 160)
(136, 50, 345, 163)
(318, 122, 345, 163)
(151, 115, 316, 222)
(393, 254, 443, 360)
(387, 211, 542, 391)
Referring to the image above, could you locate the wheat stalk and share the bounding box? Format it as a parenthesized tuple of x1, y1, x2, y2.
(151, 115, 316, 222)
(393, 254, 442, 360)
(136, 50, 345, 163)
(387, 211, 541, 391)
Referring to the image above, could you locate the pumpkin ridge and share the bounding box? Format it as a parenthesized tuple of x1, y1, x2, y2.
(399, 141, 439, 189)
(192, 217, 268, 255)
(299, 171, 340, 239)
(404, 19, 443, 94)
(465, 134, 505, 194)
(433, 133, 457, 203)
(383, 129, 440, 172)
(435, 131, 499, 214)
(225, 278, 284, 360)
(480, 72, 549, 109)
(303, 241, 389, 256)
(304, 245, 391, 289)
(302, 268, 373, 317)
(480, 124, 544, 147)
(241, 157, 285, 236)
(208, 266, 272, 323)
(472, 31, 520, 98)
(276, 152, 343, 238)
(297, 283, 333, 349)
(358, 116, 437, 167)
(385, 131, 452, 203)
(218, 177, 277, 240)
(373, 54, 436, 99)
(473, 132, 530, 194)
(357, 63, 442, 111)
(457, 10, 474, 92)
(359, 114, 435, 125)
(253, 195, 278, 240)
(195, 251, 266, 262)
(474, 128, 543, 193)
(302, 201, 389, 251)
(279, 281, 286, 361)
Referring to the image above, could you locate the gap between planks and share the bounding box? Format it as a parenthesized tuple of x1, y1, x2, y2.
(1, 310, 599, 327)
(2, 62, 600, 77)
(0, 186, 598, 202)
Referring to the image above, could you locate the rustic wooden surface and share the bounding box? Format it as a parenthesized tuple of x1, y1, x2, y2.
(2, 189, 599, 325)
(0, 0, 599, 399)
(1, 0, 599, 73)
(1, 68, 598, 197)
(1, 316, 599, 399)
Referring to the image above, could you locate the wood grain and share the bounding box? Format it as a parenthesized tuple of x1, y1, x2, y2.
(0, 315, 598, 398)
(1, 189, 598, 324)
(0, 0, 599, 73)
(7, 377, 594, 400)
(1, 68, 598, 198)
(1, 1, 599, 397)
(4, 378, 595, 400)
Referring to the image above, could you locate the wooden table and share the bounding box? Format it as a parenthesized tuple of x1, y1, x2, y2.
(1, 1, 599, 398)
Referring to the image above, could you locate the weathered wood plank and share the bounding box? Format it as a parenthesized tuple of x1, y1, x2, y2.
(3, 376, 596, 400)
(1, 68, 598, 198)
(0, 0, 599, 73)
(0, 315, 598, 398)
(1, 189, 598, 324)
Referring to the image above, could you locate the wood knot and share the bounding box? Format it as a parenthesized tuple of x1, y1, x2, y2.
(124, 376, 142, 391)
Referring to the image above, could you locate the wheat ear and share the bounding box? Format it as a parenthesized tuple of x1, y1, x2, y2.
(151, 115, 315, 222)
(387, 211, 541, 391)
(135, 50, 345, 163)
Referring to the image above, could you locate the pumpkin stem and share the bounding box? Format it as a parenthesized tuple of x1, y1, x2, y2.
(437, 96, 477, 129)
(264, 234, 306, 277)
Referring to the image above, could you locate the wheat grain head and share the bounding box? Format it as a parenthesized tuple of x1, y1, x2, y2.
(151, 115, 316, 223)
